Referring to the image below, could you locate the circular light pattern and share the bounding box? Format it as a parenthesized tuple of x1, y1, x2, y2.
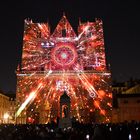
(61, 53, 67, 59)
(51, 43, 77, 67)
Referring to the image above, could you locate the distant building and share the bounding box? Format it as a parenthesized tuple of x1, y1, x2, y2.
(0, 92, 16, 124)
(112, 83, 140, 123)
(112, 82, 127, 94)
(5, 93, 16, 123)
(0, 93, 10, 123)
(112, 78, 140, 94)
(122, 84, 140, 94)
(112, 94, 140, 123)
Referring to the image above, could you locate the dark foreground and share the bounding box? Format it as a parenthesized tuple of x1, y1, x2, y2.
(0, 121, 140, 140)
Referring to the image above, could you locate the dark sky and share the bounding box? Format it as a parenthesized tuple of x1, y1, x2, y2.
(0, 0, 140, 93)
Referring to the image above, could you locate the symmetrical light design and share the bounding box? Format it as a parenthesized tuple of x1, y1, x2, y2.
(51, 42, 77, 68)
(16, 15, 112, 124)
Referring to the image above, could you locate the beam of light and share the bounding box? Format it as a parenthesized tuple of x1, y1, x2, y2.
(77, 25, 89, 40)
(16, 70, 52, 117)
(44, 70, 52, 78)
(74, 65, 98, 98)
(15, 83, 43, 117)
(75, 25, 97, 48)
(69, 86, 81, 121)
(78, 74, 96, 98)
(81, 74, 97, 98)
(46, 87, 54, 100)
(100, 109, 106, 116)
(37, 23, 49, 38)
(29, 72, 36, 77)
(94, 100, 106, 117)
(93, 100, 101, 109)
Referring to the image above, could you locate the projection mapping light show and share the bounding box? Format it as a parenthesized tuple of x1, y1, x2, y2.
(16, 15, 112, 124)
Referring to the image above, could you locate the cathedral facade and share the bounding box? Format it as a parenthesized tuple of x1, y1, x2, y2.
(16, 15, 112, 124)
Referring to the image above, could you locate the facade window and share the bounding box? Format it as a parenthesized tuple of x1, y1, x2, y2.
(62, 29, 66, 37)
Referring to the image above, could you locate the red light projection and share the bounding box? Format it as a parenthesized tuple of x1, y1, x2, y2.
(16, 15, 112, 124)
(51, 42, 77, 69)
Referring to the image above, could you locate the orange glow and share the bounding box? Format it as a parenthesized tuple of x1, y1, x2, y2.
(100, 110, 106, 116)
(93, 100, 100, 109)
(98, 90, 105, 99)
(90, 109, 93, 112)
(108, 93, 112, 98)
(107, 102, 112, 107)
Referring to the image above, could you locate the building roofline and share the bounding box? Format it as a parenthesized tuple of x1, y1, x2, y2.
(116, 93, 140, 98)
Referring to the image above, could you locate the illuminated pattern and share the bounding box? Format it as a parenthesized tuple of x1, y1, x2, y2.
(51, 42, 77, 69)
(16, 15, 112, 124)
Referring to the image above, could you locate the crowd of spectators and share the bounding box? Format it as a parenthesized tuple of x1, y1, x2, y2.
(0, 121, 140, 140)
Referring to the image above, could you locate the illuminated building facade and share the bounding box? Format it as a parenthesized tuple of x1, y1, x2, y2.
(112, 94, 140, 123)
(112, 82, 140, 123)
(0, 93, 9, 123)
(0, 92, 16, 124)
(16, 15, 112, 124)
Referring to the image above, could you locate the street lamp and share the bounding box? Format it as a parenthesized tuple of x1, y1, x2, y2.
(3, 113, 9, 124)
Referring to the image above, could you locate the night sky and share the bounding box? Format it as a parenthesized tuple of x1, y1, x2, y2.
(0, 0, 139, 93)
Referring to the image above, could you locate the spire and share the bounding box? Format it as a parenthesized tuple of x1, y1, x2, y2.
(47, 18, 51, 33)
(63, 12, 66, 17)
(47, 18, 49, 25)
(79, 17, 81, 25)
